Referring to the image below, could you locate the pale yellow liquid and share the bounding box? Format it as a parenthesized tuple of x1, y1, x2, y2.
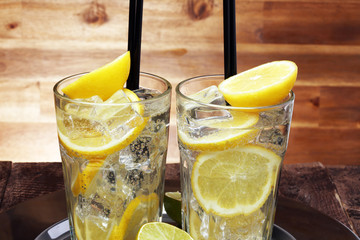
(178, 108, 290, 240)
(58, 89, 170, 240)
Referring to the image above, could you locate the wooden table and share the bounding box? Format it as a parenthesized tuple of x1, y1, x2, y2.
(0, 161, 359, 239)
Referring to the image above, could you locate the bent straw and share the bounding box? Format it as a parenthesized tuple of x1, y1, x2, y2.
(127, 0, 144, 90)
(223, 0, 237, 79)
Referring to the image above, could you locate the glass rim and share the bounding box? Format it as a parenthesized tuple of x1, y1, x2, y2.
(176, 74, 295, 110)
(53, 71, 172, 106)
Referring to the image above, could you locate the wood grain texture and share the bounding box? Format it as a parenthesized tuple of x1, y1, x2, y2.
(278, 162, 354, 232)
(0, 162, 64, 211)
(328, 166, 360, 236)
(0, 0, 359, 164)
(0, 161, 12, 207)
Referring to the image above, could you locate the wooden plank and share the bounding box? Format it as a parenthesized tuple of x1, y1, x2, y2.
(0, 122, 60, 162)
(1, 162, 64, 212)
(263, 2, 360, 45)
(320, 87, 360, 128)
(0, 161, 12, 211)
(291, 86, 320, 127)
(1, 1, 360, 45)
(285, 127, 360, 165)
(0, 81, 42, 123)
(278, 162, 354, 231)
(1, 41, 360, 87)
(328, 166, 360, 236)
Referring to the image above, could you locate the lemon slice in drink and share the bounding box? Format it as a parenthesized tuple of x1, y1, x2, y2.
(218, 60, 297, 107)
(58, 88, 147, 159)
(191, 145, 281, 217)
(71, 159, 104, 196)
(189, 207, 265, 239)
(59, 89, 147, 196)
(73, 211, 115, 240)
(73, 211, 86, 240)
(109, 193, 160, 240)
(136, 222, 194, 240)
(178, 110, 259, 151)
(62, 51, 131, 100)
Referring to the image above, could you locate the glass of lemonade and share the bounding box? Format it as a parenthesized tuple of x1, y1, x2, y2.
(54, 72, 171, 240)
(176, 75, 294, 240)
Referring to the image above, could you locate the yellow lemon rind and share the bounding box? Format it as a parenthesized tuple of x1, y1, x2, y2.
(109, 193, 159, 239)
(218, 60, 297, 108)
(62, 51, 131, 101)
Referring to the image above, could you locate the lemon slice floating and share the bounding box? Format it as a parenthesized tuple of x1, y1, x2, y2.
(191, 145, 281, 217)
(59, 89, 147, 195)
(178, 111, 259, 151)
(62, 51, 131, 100)
(109, 193, 160, 240)
(71, 159, 104, 196)
(136, 222, 193, 240)
(218, 60, 297, 107)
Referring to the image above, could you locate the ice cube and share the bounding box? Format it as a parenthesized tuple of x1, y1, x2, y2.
(133, 88, 161, 100)
(64, 95, 103, 117)
(190, 107, 232, 121)
(190, 85, 226, 105)
(137, 88, 170, 117)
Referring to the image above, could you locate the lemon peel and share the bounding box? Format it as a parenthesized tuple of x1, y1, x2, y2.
(218, 60, 297, 107)
(62, 51, 130, 100)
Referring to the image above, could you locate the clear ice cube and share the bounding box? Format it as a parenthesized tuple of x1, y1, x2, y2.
(190, 85, 226, 105)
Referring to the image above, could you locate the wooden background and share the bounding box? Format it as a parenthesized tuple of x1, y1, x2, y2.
(0, 0, 359, 165)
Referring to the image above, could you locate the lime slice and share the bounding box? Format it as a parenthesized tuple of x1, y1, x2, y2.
(136, 222, 193, 240)
(191, 145, 281, 217)
(218, 60, 297, 107)
(164, 191, 182, 225)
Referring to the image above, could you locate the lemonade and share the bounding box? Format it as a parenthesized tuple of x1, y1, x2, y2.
(176, 62, 296, 240)
(54, 54, 171, 240)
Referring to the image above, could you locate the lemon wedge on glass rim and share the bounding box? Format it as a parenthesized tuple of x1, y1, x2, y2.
(191, 145, 281, 217)
(62, 51, 131, 101)
(218, 60, 297, 107)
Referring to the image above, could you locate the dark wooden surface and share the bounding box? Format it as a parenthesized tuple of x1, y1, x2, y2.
(0, 161, 359, 238)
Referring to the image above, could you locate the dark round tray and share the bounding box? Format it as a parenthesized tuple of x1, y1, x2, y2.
(0, 190, 358, 240)
(35, 218, 296, 240)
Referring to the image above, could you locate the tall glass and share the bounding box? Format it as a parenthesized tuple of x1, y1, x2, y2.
(54, 72, 171, 240)
(176, 75, 294, 240)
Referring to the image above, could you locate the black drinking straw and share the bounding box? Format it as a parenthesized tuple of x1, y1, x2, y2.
(126, 0, 144, 90)
(223, 0, 237, 79)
